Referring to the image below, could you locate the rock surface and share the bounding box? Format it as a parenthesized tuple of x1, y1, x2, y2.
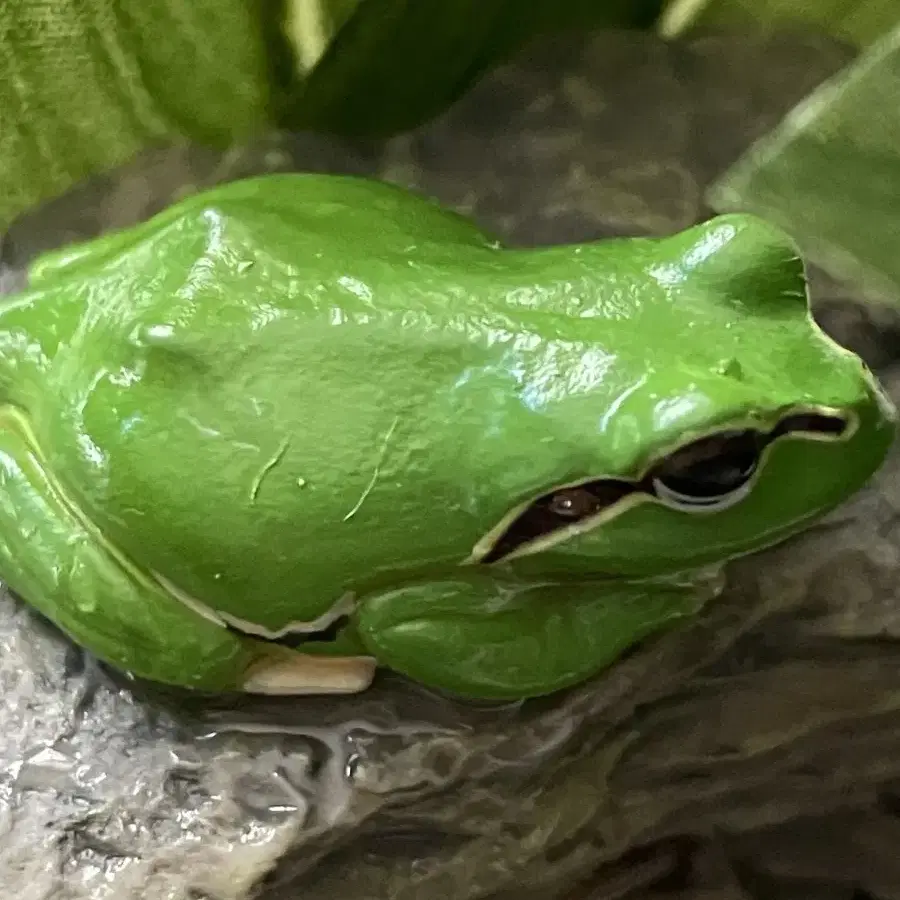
(3, 28, 900, 900)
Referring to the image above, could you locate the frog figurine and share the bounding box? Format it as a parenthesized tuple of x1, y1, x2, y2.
(0, 173, 893, 700)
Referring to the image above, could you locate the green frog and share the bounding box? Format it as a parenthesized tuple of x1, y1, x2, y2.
(0, 173, 892, 699)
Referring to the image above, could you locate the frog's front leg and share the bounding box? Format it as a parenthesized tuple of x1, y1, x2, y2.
(0, 408, 375, 695)
(356, 574, 709, 700)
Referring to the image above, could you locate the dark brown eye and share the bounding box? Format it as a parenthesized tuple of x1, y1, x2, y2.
(651, 430, 761, 509)
(547, 488, 601, 518)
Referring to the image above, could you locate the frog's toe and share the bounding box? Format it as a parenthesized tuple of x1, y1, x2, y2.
(242, 647, 376, 695)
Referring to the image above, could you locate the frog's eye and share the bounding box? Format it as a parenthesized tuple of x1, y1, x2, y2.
(546, 488, 602, 519)
(650, 430, 761, 512)
(476, 410, 850, 563)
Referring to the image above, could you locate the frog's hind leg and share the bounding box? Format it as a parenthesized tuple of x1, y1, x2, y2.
(0, 408, 375, 694)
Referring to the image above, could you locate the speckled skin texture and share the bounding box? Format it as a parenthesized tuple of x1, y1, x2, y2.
(3, 27, 900, 900)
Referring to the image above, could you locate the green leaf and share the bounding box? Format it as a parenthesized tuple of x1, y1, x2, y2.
(659, 0, 900, 47)
(707, 21, 900, 306)
(284, 0, 364, 73)
(0, 0, 661, 232)
(277, 0, 664, 137)
(0, 0, 272, 232)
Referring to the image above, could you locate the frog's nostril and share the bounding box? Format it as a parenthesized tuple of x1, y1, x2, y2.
(716, 357, 744, 381)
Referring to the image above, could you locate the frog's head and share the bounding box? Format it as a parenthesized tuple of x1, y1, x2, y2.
(467, 215, 897, 580)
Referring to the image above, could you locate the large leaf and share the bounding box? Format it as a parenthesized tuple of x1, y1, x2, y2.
(708, 21, 900, 306)
(659, 0, 900, 47)
(0, 0, 272, 232)
(278, 0, 664, 136)
(0, 0, 661, 231)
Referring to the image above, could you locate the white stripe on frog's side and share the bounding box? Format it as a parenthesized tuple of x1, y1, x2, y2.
(218, 592, 358, 639)
(152, 571, 229, 627)
(152, 572, 375, 695)
(151, 570, 357, 639)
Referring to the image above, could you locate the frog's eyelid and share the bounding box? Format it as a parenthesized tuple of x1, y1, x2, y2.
(468, 406, 854, 564)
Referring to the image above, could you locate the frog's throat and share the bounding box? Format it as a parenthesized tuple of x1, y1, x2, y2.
(467, 404, 857, 566)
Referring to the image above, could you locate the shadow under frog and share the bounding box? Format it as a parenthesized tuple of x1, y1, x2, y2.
(0, 173, 892, 700)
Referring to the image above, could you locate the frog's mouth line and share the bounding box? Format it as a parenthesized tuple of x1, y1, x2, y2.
(473, 407, 853, 565)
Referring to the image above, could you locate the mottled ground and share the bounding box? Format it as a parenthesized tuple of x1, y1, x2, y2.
(3, 28, 900, 900)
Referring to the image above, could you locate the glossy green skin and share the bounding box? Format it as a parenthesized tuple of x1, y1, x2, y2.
(0, 173, 893, 700)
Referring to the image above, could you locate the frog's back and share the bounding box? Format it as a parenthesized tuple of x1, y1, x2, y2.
(27, 174, 502, 294)
(13, 175, 567, 631)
